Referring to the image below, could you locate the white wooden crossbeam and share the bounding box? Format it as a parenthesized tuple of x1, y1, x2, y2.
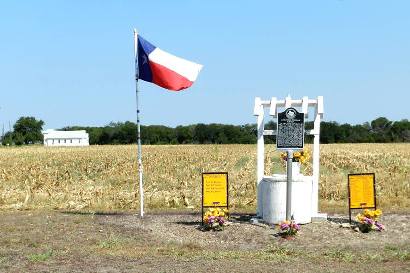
(255, 97, 323, 118)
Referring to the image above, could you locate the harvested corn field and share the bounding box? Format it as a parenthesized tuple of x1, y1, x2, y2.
(0, 144, 409, 212)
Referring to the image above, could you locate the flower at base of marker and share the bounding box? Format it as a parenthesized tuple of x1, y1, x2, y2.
(278, 220, 300, 237)
(203, 208, 229, 231)
(356, 209, 384, 233)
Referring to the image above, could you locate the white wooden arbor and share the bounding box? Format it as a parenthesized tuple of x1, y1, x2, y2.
(253, 95, 324, 218)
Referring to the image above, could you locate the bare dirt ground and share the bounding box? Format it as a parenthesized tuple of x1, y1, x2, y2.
(0, 210, 409, 273)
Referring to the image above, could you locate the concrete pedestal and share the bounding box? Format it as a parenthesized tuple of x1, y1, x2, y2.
(258, 174, 313, 224)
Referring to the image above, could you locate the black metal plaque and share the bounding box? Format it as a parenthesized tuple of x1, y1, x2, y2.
(276, 107, 305, 150)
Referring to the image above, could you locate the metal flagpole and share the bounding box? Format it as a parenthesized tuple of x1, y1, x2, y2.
(133, 29, 144, 217)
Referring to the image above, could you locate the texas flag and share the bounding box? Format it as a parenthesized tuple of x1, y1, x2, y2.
(137, 35, 203, 91)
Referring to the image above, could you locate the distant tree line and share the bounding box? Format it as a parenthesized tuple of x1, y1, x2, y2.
(1, 116, 409, 146)
(62, 117, 410, 145)
(62, 122, 257, 145)
(320, 117, 410, 143)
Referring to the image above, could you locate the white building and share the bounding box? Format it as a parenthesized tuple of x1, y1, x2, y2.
(42, 129, 89, 147)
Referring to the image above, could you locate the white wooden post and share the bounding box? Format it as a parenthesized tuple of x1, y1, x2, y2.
(254, 97, 264, 217)
(311, 96, 323, 217)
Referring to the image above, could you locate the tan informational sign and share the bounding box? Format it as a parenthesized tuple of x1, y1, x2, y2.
(202, 173, 228, 207)
(348, 173, 376, 209)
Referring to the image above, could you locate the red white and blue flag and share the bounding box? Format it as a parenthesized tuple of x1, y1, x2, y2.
(137, 35, 203, 91)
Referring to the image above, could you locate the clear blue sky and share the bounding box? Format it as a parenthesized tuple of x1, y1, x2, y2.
(0, 0, 409, 130)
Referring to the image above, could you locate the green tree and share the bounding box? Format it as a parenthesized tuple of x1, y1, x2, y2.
(193, 123, 209, 144)
(370, 117, 392, 142)
(1, 131, 13, 145)
(391, 119, 410, 142)
(175, 125, 194, 144)
(13, 132, 25, 145)
(238, 124, 256, 144)
(13, 116, 45, 144)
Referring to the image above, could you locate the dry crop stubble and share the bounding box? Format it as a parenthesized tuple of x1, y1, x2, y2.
(0, 143, 409, 212)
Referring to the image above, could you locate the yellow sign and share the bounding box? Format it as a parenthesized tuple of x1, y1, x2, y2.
(348, 173, 375, 209)
(202, 173, 228, 207)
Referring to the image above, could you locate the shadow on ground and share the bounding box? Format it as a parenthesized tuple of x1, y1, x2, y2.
(60, 210, 130, 216)
(327, 215, 353, 224)
(173, 213, 257, 227)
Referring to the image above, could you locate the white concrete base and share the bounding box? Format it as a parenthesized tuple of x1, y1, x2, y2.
(311, 213, 328, 222)
(259, 174, 313, 224)
(250, 218, 260, 224)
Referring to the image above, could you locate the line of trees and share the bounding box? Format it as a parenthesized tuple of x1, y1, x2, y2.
(64, 122, 257, 145)
(1, 116, 409, 146)
(63, 117, 410, 145)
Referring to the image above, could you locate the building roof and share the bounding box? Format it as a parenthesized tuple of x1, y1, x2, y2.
(42, 129, 89, 139)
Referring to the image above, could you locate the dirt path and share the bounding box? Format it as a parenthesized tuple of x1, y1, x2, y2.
(0, 211, 409, 272)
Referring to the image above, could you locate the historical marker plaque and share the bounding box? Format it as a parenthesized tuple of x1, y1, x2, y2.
(276, 107, 305, 150)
